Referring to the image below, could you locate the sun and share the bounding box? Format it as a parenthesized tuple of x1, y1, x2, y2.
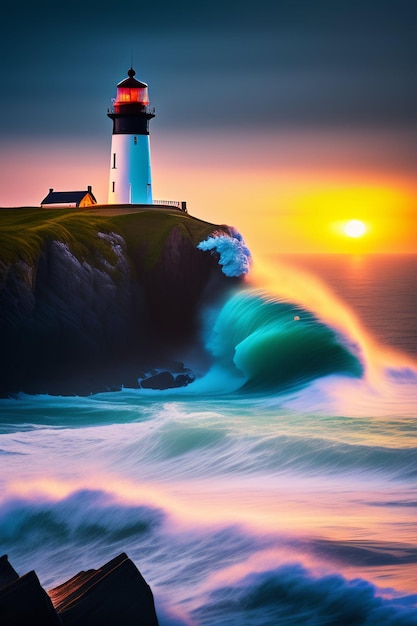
(344, 219, 367, 238)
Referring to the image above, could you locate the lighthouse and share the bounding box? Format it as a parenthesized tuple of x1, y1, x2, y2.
(107, 68, 155, 204)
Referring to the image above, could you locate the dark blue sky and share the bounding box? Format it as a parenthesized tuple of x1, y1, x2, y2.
(1, 0, 416, 140)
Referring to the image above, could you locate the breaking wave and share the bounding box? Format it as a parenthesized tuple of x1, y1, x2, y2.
(194, 563, 417, 626)
(197, 228, 252, 277)
(196, 287, 363, 394)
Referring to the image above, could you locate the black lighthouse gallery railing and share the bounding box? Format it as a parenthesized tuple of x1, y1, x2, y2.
(107, 103, 156, 116)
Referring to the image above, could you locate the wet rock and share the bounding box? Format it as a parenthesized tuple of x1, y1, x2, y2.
(50, 552, 159, 626)
(0, 553, 159, 626)
(138, 364, 195, 389)
(0, 555, 19, 590)
(0, 570, 61, 625)
(140, 371, 176, 389)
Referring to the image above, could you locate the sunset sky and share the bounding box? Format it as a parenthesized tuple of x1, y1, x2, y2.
(1, 0, 416, 254)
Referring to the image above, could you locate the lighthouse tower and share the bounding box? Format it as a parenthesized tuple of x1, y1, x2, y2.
(107, 68, 155, 204)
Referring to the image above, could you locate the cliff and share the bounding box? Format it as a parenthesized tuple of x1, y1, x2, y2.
(0, 207, 246, 396)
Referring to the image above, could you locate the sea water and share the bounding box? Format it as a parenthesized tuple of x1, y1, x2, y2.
(0, 253, 416, 625)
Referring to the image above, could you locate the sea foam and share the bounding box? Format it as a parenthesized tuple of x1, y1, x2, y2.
(197, 228, 252, 277)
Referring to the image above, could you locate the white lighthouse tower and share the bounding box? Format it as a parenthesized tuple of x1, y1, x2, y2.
(107, 68, 155, 204)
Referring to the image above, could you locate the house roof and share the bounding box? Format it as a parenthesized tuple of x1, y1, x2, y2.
(41, 190, 97, 205)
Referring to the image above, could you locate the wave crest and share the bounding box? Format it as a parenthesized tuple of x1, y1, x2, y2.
(197, 228, 252, 277)
(194, 562, 417, 625)
(200, 288, 363, 394)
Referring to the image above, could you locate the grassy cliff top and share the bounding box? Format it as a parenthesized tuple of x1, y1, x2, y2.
(0, 206, 223, 269)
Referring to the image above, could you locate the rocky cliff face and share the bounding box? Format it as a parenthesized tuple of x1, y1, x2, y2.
(0, 214, 241, 396)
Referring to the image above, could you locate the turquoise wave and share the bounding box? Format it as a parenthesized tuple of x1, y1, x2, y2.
(204, 288, 363, 393)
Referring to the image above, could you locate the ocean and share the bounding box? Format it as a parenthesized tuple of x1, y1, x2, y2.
(1, 253, 416, 625)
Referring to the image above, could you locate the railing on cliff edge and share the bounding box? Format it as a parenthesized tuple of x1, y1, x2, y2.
(153, 200, 187, 212)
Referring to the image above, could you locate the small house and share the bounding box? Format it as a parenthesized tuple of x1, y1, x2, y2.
(40, 186, 97, 208)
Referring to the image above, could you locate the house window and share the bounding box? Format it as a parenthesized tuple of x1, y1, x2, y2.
(134, 136, 137, 145)
(112, 153, 116, 169)
(112, 181, 115, 193)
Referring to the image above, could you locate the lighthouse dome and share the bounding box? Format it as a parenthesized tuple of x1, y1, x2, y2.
(114, 67, 150, 108)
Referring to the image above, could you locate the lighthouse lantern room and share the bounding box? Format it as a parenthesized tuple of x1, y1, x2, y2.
(107, 68, 155, 204)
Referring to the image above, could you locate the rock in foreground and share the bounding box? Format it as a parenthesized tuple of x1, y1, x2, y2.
(0, 553, 159, 626)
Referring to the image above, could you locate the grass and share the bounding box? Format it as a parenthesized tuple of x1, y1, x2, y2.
(0, 209, 117, 270)
(0, 206, 222, 276)
(110, 208, 221, 269)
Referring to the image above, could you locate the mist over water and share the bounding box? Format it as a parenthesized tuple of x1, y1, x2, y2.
(1, 253, 416, 625)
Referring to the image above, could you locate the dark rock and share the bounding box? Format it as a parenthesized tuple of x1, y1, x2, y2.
(140, 371, 176, 389)
(0, 235, 146, 396)
(0, 555, 19, 591)
(138, 363, 196, 390)
(0, 553, 159, 626)
(49, 552, 159, 626)
(175, 373, 195, 387)
(0, 570, 61, 625)
(139, 226, 222, 343)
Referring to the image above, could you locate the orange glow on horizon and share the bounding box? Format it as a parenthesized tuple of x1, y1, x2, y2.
(280, 179, 414, 253)
(163, 168, 417, 255)
(151, 131, 417, 254)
